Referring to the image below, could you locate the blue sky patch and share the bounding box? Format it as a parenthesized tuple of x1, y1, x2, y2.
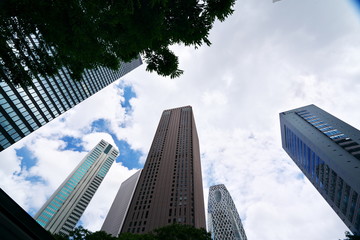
(352, 0, 360, 11)
(114, 139, 142, 169)
(28, 207, 40, 217)
(121, 85, 136, 114)
(15, 147, 47, 184)
(296, 173, 305, 180)
(16, 146, 37, 171)
(91, 119, 109, 132)
(61, 136, 84, 152)
(88, 114, 143, 169)
(24, 175, 46, 184)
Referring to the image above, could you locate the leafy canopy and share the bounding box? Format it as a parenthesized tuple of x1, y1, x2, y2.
(51, 224, 211, 240)
(341, 231, 360, 240)
(0, 0, 235, 87)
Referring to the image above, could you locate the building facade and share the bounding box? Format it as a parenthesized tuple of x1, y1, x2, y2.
(280, 104, 360, 234)
(0, 188, 54, 240)
(208, 184, 247, 240)
(101, 170, 142, 237)
(34, 139, 119, 235)
(119, 106, 206, 234)
(0, 54, 142, 151)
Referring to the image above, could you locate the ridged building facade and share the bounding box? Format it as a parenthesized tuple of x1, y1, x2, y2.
(34, 139, 118, 235)
(208, 184, 247, 240)
(101, 170, 142, 237)
(280, 104, 360, 234)
(0, 40, 142, 151)
(114, 106, 206, 234)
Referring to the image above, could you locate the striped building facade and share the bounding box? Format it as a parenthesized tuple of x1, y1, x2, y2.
(101, 170, 142, 237)
(280, 104, 360, 234)
(120, 106, 206, 234)
(34, 139, 118, 235)
(0, 54, 141, 151)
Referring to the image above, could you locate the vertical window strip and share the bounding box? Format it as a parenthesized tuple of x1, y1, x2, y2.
(348, 191, 358, 223)
(0, 119, 14, 149)
(19, 86, 50, 123)
(56, 70, 77, 106)
(102, 68, 111, 85)
(0, 88, 28, 138)
(295, 110, 360, 159)
(48, 75, 71, 110)
(85, 69, 102, 92)
(4, 77, 44, 130)
(62, 67, 86, 102)
(82, 72, 96, 95)
(30, 78, 57, 119)
(92, 68, 107, 88)
(42, 81, 65, 112)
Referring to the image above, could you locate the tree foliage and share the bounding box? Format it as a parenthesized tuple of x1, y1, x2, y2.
(52, 224, 210, 240)
(341, 231, 360, 240)
(153, 223, 211, 240)
(0, 0, 235, 87)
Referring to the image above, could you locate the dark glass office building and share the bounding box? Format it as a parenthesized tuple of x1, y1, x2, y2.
(208, 184, 247, 240)
(0, 188, 54, 240)
(119, 106, 206, 234)
(34, 139, 118, 235)
(0, 54, 141, 151)
(280, 104, 360, 234)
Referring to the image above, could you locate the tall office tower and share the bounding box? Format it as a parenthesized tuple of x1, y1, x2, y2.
(119, 106, 206, 234)
(101, 170, 142, 237)
(280, 104, 360, 234)
(0, 54, 142, 151)
(208, 184, 247, 240)
(34, 139, 119, 235)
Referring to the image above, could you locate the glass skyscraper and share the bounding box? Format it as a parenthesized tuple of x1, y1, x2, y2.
(280, 104, 360, 234)
(0, 55, 142, 151)
(34, 139, 118, 235)
(208, 184, 247, 240)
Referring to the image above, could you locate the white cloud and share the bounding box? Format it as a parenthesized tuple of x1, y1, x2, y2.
(202, 91, 228, 106)
(0, 82, 132, 214)
(114, 1, 360, 239)
(0, 0, 359, 239)
(80, 162, 139, 231)
(200, 128, 348, 239)
(81, 133, 117, 152)
(26, 138, 85, 190)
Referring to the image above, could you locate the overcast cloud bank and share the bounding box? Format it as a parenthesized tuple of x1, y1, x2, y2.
(1, 0, 360, 239)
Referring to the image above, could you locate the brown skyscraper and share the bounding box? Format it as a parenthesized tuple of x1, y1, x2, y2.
(120, 106, 206, 234)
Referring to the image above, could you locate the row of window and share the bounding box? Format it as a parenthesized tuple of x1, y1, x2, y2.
(36, 147, 102, 225)
(97, 156, 115, 178)
(60, 175, 103, 233)
(167, 110, 194, 225)
(150, 113, 170, 155)
(1, 29, 141, 150)
(208, 186, 247, 240)
(284, 125, 360, 229)
(125, 111, 172, 233)
(296, 110, 360, 160)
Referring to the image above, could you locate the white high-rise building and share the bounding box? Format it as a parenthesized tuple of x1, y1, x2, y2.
(34, 139, 118, 235)
(208, 184, 247, 240)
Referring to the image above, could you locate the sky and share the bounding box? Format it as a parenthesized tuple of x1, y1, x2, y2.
(1, 0, 360, 239)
